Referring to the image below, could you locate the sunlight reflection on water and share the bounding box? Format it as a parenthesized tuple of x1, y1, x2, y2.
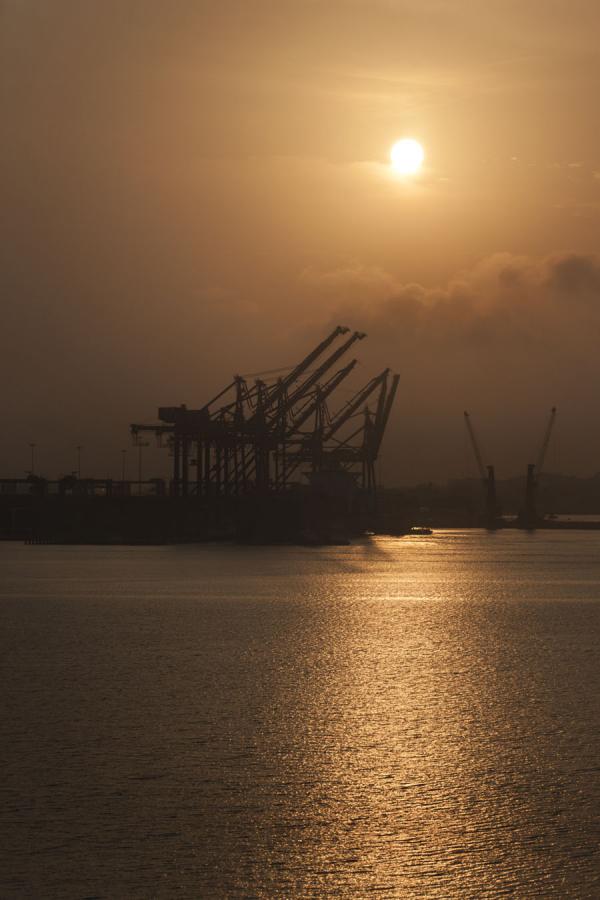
(1, 531, 600, 897)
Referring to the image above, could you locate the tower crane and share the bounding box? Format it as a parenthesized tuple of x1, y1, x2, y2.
(463, 411, 500, 528)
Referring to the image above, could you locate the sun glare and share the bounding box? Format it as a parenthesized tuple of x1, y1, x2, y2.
(390, 138, 425, 176)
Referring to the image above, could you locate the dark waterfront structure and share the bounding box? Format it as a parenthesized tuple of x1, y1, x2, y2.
(130, 326, 399, 503)
(0, 329, 400, 543)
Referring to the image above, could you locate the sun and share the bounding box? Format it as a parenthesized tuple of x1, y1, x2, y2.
(390, 138, 425, 176)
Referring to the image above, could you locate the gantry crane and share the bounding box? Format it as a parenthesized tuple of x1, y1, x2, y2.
(463, 411, 501, 528)
(522, 406, 557, 528)
(130, 327, 399, 505)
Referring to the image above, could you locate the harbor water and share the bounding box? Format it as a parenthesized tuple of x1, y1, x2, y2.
(1, 532, 600, 897)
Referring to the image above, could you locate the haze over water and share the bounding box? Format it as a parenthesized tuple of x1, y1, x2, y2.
(2, 532, 600, 897)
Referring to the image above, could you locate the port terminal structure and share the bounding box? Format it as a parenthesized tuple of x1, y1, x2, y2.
(0, 328, 399, 543)
(130, 326, 399, 506)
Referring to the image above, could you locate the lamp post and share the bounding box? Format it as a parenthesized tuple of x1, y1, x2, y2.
(76, 445, 82, 479)
(29, 443, 36, 476)
(121, 449, 127, 483)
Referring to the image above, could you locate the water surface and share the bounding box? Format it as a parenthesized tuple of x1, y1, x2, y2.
(1, 531, 599, 897)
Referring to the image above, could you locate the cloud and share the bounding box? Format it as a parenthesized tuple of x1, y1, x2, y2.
(302, 252, 600, 353)
(295, 252, 600, 479)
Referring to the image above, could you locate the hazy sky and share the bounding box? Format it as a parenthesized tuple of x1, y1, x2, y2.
(2, 0, 600, 482)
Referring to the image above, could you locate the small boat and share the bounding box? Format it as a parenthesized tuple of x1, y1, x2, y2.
(408, 526, 433, 535)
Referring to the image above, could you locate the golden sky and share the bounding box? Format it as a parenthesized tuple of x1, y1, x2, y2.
(2, 1, 600, 480)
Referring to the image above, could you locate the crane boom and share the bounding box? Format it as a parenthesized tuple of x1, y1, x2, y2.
(463, 411, 486, 481)
(290, 360, 357, 433)
(323, 368, 389, 441)
(285, 331, 366, 410)
(264, 325, 350, 411)
(372, 373, 400, 456)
